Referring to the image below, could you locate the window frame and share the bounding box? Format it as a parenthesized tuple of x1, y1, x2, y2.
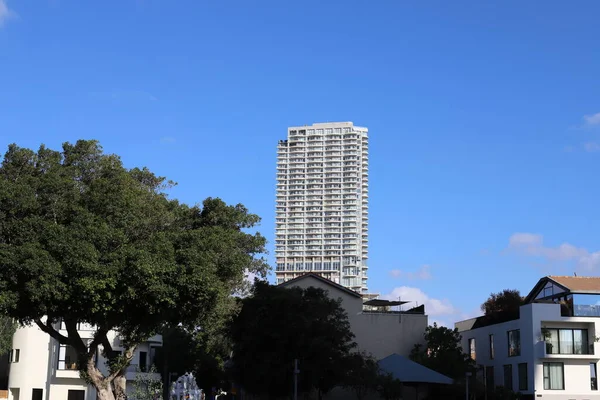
(507, 329, 521, 357)
(503, 364, 513, 390)
(489, 334, 495, 359)
(543, 362, 565, 390)
(468, 338, 476, 361)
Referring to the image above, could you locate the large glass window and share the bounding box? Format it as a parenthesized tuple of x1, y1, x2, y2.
(58, 345, 79, 370)
(592, 363, 598, 391)
(544, 328, 590, 354)
(573, 294, 600, 317)
(543, 363, 564, 390)
(489, 334, 495, 359)
(508, 330, 521, 357)
(468, 338, 476, 361)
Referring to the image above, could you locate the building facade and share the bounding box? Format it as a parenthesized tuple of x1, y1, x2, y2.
(6, 321, 161, 400)
(275, 122, 369, 293)
(455, 276, 600, 400)
(280, 273, 426, 360)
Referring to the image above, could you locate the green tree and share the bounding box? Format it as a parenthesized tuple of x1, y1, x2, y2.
(481, 289, 523, 315)
(230, 281, 356, 399)
(0, 141, 268, 400)
(377, 372, 403, 400)
(410, 323, 473, 381)
(342, 352, 381, 400)
(0, 315, 17, 356)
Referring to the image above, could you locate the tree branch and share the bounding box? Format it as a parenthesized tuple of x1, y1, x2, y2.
(88, 327, 110, 358)
(34, 318, 70, 345)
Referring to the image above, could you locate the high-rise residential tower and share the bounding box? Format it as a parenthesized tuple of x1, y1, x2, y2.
(275, 122, 369, 293)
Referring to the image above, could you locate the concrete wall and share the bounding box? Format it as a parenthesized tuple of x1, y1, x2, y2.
(283, 276, 427, 360)
(456, 303, 600, 400)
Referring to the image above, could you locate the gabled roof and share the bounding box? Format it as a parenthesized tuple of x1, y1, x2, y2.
(278, 272, 363, 299)
(525, 275, 600, 303)
(378, 354, 453, 385)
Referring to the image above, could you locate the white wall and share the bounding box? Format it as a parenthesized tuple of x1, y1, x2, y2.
(283, 276, 427, 360)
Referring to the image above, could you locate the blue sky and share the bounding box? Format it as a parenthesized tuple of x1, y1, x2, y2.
(2, 0, 600, 326)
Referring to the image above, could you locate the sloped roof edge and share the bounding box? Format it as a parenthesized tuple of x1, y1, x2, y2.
(278, 272, 363, 298)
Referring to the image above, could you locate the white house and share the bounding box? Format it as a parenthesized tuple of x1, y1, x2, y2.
(455, 275, 600, 400)
(6, 320, 162, 400)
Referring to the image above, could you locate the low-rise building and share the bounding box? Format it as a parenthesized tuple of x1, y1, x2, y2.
(6, 320, 161, 400)
(280, 272, 427, 360)
(455, 275, 600, 400)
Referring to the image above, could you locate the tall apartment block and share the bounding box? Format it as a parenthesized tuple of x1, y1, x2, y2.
(275, 122, 369, 293)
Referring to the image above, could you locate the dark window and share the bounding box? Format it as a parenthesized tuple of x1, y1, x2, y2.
(58, 345, 79, 370)
(468, 338, 476, 360)
(591, 363, 598, 391)
(67, 390, 85, 400)
(504, 364, 513, 390)
(489, 334, 495, 359)
(32, 389, 43, 400)
(508, 330, 521, 357)
(543, 362, 564, 390)
(485, 366, 494, 390)
(518, 363, 528, 391)
(139, 351, 147, 372)
(14, 349, 19, 363)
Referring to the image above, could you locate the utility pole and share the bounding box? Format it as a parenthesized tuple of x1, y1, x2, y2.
(293, 359, 299, 400)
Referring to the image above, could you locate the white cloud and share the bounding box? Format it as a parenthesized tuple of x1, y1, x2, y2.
(380, 286, 462, 327)
(584, 142, 600, 152)
(0, 0, 15, 27)
(507, 232, 600, 271)
(584, 112, 600, 126)
(389, 264, 432, 280)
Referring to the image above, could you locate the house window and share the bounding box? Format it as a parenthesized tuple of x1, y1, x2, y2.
(67, 390, 85, 400)
(14, 349, 19, 362)
(503, 364, 513, 390)
(592, 363, 598, 391)
(139, 351, 147, 372)
(468, 338, 476, 361)
(58, 345, 79, 370)
(486, 366, 494, 390)
(32, 389, 43, 400)
(518, 363, 528, 391)
(508, 330, 520, 357)
(544, 328, 589, 354)
(489, 334, 495, 359)
(543, 362, 564, 390)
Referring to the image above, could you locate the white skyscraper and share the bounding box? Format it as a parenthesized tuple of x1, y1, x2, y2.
(275, 122, 369, 293)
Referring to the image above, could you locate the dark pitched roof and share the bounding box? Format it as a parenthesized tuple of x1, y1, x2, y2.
(378, 354, 453, 385)
(277, 272, 363, 298)
(525, 275, 600, 303)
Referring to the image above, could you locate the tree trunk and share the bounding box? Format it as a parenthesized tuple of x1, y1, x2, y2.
(96, 387, 117, 400)
(113, 374, 127, 400)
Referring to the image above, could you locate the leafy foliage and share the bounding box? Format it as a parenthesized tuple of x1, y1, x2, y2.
(0, 140, 268, 400)
(377, 372, 403, 400)
(129, 364, 163, 400)
(410, 323, 473, 380)
(481, 289, 524, 315)
(342, 352, 381, 400)
(0, 316, 16, 356)
(230, 281, 356, 398)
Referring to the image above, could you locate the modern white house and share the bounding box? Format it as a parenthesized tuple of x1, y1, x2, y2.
(5, 320, 162, 400)
(455, 275, 600, 400)
(275, 122, 370, 293)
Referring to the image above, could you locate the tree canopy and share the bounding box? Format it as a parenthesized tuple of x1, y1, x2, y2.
(481, 289, 524, 315)
(230, 281, 356, 398)
(409, 323, 473, 381)
(0, 140, 268, 400)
